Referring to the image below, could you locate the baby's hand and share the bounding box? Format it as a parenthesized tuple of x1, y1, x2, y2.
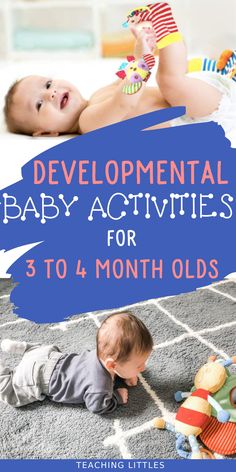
(131, 27, 156, 57)
(125, 376, 138, 387)
(117, 388, 128, 404)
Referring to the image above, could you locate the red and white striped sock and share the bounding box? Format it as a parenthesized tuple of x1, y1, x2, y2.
(143, 53, 156, 70)
(138, 3, 183, 49)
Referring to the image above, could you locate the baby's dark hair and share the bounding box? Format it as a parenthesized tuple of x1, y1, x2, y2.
(4, 79, 30, 134)
(96, 311, 153, 363)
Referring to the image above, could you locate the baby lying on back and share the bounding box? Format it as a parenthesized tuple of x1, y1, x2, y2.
(3, 3, 236, 140)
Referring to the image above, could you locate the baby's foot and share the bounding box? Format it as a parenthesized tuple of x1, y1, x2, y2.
(1, 339, 26, 354)
(129, 3, 182, 50)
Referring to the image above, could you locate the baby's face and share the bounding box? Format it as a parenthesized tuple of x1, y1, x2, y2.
(115, 350, 151, 379)
(12, 75, 86, 135)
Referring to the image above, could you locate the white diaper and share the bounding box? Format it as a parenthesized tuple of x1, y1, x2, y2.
(171, 72, 236, 147)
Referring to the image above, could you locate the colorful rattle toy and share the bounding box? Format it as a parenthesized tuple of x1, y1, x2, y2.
(116, 55, 154, 94)
(153, 355, 236, 459)
(217, 50, 236, 81)
(122, 6, 152, 30)
(116, 54, 155, 95)
(122, 3, 183, 49)
(188, 49, 236, 82)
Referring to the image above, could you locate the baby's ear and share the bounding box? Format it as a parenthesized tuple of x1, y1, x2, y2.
(33, 130, 59, 137)
(104, 357, 116, 371)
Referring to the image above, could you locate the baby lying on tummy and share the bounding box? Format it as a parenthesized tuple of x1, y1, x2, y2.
(3, 3, 236, 140)
(0, 312, 153, 414)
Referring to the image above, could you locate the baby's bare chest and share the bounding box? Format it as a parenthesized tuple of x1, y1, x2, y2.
(90, 85, 167, 114)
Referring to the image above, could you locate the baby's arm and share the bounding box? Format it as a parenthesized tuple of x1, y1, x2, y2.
(132, 26, 156, 59)
(79, 30, 155, 134)
(117, 388, 129, 403)
(83, 388, 128, 414)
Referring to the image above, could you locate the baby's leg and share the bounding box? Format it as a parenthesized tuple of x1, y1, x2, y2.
(147, 3, 223, 117)
(0, 340, 61, 407)
(0, 358, 44, 407)
(157, 41, 222, 117)
(0, 360, 26, 406)
(1, 338, 41, 355)
(136, 2, 221, 117)
(139, 2, 183, 49)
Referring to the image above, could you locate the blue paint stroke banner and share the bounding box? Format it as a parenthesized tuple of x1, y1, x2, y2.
(0, 108, 236, 323)
(0, 459, 236, 471)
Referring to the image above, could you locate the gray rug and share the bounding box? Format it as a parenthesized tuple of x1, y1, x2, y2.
(0, 278, 236, 459)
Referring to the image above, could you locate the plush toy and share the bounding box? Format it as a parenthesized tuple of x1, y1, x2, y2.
(122, 6, 152, 31)
(199, 355, 236, 455)
(116, 54, 155, 94)
(153, 356, 236, 459)
(217, 49, 236, 74)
